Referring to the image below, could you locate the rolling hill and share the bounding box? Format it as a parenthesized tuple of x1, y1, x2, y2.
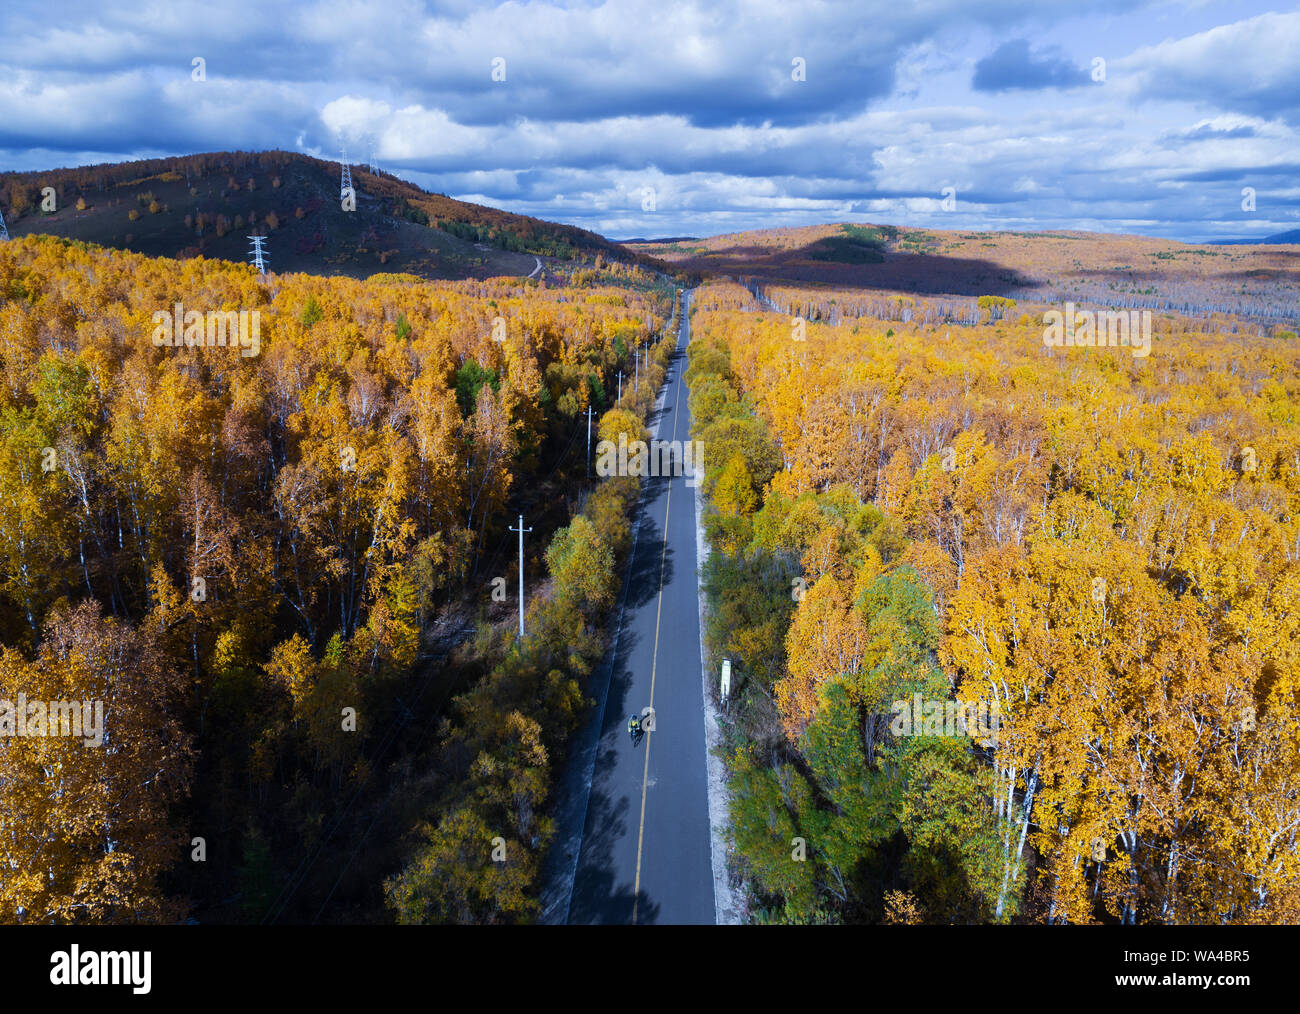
(629, 222, 1300, 326)
(0, 150, 663, 282)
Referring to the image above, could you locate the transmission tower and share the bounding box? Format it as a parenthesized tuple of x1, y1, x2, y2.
(366, 134, 379, 176)
(340, 145, 353, 199)
(248, 235, 269, 275)
(0, 206, 8, 242)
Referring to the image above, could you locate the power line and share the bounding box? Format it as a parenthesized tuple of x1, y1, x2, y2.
(260, 687, 420, 924)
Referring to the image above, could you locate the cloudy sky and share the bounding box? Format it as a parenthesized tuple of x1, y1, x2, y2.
(2, 0, 1297, 241)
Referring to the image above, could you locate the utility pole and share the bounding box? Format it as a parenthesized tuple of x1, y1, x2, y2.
(509, 514, 532, 639)
(617, 370, 623, 402)
(634, 349, 639, 393)
(586, 405, 593, 478)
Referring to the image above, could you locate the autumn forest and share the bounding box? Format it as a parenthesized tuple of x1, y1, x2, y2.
(0, 224, 676, 923)
(689, 279, 1300, 924)
(1, 147, 1298, 931)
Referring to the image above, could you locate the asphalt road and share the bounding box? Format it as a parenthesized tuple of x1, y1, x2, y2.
(564, 290, 715, 925)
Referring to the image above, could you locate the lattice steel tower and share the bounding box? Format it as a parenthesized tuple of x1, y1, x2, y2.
(340, 145, 353, 199)
(248, 235, 269, 275)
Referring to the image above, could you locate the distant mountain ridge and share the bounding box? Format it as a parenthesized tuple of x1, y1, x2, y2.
(614, 235, 702, 243)
(1209, 229, 1300, 245)
(0, 150, 667, 281)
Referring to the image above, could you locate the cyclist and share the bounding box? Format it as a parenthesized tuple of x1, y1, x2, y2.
(628, 714, 642, 743)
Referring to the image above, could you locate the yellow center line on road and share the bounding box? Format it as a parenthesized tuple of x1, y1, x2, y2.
(631, 310, 684, 925)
